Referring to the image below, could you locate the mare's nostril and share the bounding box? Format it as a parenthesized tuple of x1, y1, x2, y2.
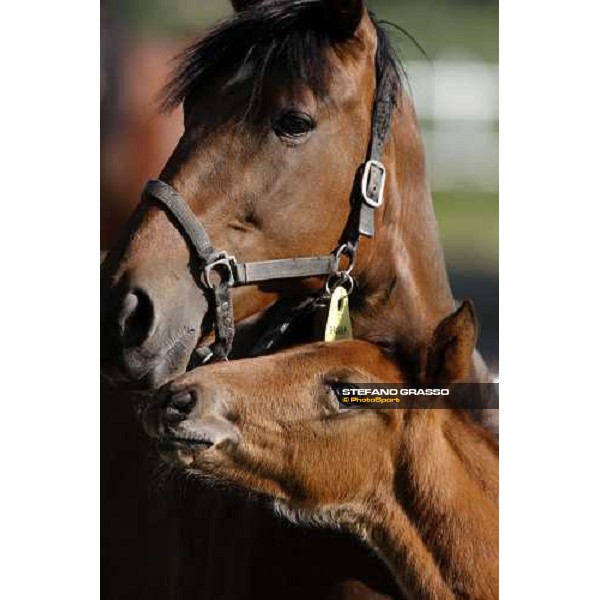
(118, 289, 155, 347)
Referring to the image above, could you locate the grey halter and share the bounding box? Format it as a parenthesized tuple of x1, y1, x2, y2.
(142, 59, 396, 363)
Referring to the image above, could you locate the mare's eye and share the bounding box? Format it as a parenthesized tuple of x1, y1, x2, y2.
(273, 111, 315, 140)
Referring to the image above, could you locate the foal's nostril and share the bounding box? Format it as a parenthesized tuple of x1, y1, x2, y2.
(167, 391, 196, 416)
(164, 406, 188, 424)
(117, 289, 155, 347)
(161, 390, 196, 429)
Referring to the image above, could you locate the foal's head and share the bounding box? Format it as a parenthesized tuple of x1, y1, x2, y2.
(100, 0, 402, 389)
(144, 301, 478, 514)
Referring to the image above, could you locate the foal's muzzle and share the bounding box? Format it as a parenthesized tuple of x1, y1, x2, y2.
(143, 383, 239, 463)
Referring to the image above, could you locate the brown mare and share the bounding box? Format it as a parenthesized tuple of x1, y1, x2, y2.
(143, 302, 499, 600)
(100, 0, 497, 598)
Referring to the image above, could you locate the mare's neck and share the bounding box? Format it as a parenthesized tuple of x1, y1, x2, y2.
(354, 95, 492, 386)
(362, 411, 499, 599)
(354, 94, 454, 347)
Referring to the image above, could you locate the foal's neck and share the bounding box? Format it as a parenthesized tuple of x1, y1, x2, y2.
(365, 411, 499, 600)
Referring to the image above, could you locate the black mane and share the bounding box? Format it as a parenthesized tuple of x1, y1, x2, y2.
(160, 0, 402, 116)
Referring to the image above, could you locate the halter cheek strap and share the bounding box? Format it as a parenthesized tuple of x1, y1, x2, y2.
(143, 180, 216, 260)
(359, 62, 396, 237)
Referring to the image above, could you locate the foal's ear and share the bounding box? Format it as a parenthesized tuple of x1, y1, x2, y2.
(322, 0, 365, 38)
(231, 0, 263, 12)
(424, 300, 477, 384)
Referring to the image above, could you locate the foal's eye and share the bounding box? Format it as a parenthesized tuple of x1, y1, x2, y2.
(321, 381, 353, 416)
(273, 111, 315, 140)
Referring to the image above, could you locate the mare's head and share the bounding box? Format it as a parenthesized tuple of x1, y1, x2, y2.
(100, 0, 403, 389)
(143, 301, 477, 514)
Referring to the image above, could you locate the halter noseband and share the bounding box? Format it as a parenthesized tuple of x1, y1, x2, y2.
(141, 59, 396, 363)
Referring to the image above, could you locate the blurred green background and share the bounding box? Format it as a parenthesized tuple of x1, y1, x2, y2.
(122, 0, 498, 62)
(101, 0, 498, 367)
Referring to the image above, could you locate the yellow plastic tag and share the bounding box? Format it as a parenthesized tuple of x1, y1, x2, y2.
(324, 286, 353, 342)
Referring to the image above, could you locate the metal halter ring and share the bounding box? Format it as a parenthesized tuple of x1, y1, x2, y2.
(325, 270, 355, 296)
(333, 243, 356, 275)
(202, 254, 237, 289)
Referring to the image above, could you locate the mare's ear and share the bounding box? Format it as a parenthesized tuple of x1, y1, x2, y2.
(322, 0, 365, 38)
(423, 300, 477, 384)
(231, 0, 263, 12)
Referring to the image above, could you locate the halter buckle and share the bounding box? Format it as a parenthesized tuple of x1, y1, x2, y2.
(202, 253, 238, 289)
(361, 160, 386, 208)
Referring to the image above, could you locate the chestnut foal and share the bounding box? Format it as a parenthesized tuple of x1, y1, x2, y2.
(144, 302, 498, 600)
